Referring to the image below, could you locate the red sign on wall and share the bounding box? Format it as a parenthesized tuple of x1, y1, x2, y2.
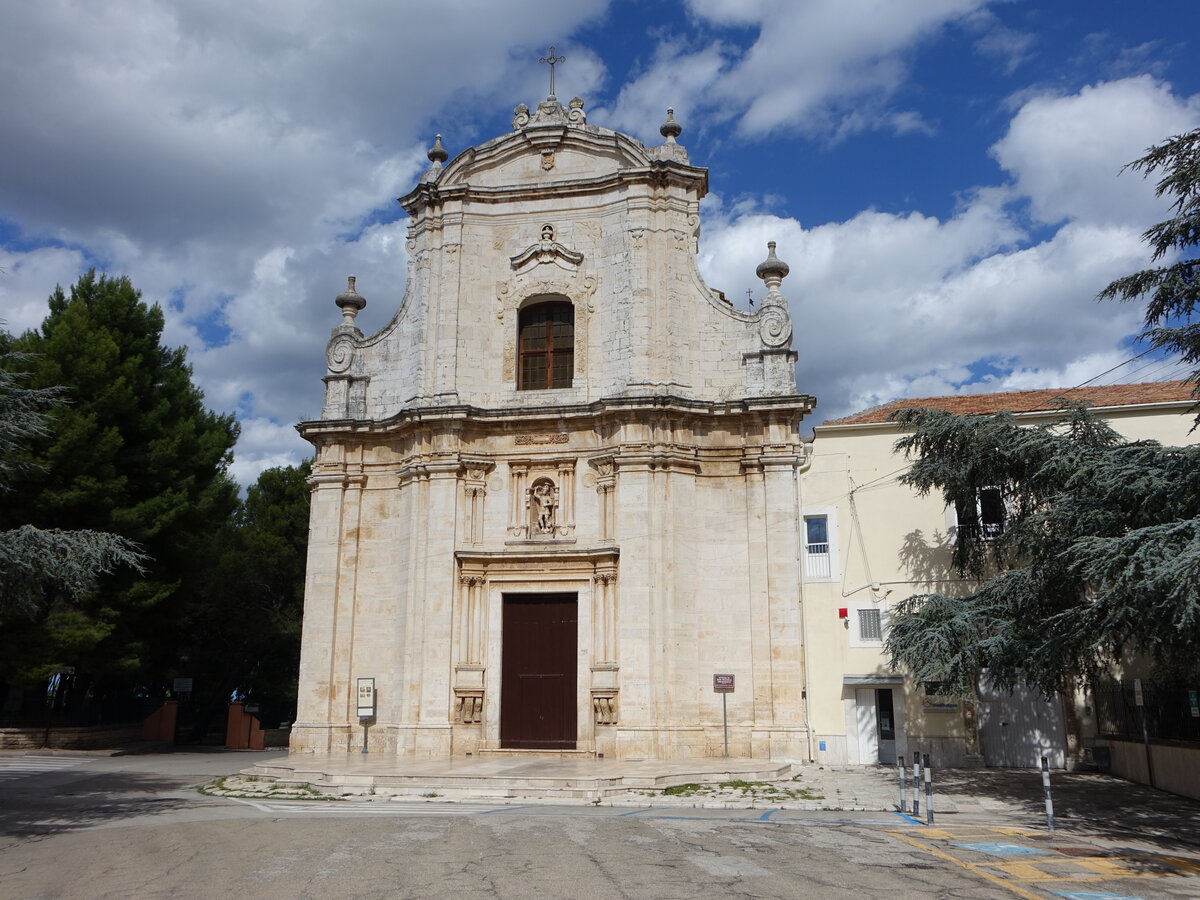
(713, 673, 735, 693)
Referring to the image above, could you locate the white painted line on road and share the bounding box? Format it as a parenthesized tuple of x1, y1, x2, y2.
(0, 756, 86, 783)
(228, 798, 502, 816)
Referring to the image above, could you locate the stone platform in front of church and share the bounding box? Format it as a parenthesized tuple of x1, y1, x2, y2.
(241, 753, 802, 801)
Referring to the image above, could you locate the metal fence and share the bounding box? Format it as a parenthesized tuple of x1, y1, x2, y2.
(1093, 680, 1200, 743)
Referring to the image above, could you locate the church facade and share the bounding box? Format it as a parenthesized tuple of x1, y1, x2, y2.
(291, 93, 815, 760)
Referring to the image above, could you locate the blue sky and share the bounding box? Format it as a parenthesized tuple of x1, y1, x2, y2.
(2, 0, 1198, 483)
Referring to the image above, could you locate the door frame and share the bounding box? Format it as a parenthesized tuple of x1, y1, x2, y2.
(465, 565, 603, 753)
(843, 677, 907, 765)
(500, 592, 579, 749)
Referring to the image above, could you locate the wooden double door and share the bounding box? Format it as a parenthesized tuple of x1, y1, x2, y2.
(500, 593, 577, 750)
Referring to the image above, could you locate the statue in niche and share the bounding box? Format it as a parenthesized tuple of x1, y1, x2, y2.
(529, 478, 559, 535)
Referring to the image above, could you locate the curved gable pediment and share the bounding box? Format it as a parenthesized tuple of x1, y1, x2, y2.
(436, 127, 653, 191)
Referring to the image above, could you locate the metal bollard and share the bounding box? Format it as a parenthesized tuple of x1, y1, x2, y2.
(1042, 755, 1055, 832)
(912, 755, 921, 818)
(898, 755, 907, 813)
(924, 752, 934, 825)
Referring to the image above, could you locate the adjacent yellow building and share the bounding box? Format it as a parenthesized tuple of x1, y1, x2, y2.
(802, 381, 1197, 767)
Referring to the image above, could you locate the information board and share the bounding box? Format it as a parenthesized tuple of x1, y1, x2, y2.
(713, 673, 735, 693)
(357, 677, 376, 718)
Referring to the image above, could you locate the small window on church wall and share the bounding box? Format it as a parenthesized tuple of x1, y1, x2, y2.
(518, 300, 574, 390)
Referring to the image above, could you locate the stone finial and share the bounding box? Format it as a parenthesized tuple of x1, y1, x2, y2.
(567, 96, 587, 125)
(335, 275, 366, 325)
(420, 134, 450, 183)
(426, 134, 448, 165)
(755, 241, 790, 291)
(660, 108, 682, 142)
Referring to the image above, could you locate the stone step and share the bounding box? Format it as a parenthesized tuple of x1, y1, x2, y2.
(475, 748, 597, 759)
(243, 758, 800, 799)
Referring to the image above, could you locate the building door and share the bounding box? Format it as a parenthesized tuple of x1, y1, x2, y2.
(501, 594, 577, 749)
(855, 688, 879, 763)
(978, 678, 1066, 768)
(854, 687, 898, 764)
(876, 688, 896, 765)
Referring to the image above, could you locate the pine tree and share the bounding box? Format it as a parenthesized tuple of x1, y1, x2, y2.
(884, 405, 1200, 695)
(0, 337, 143, 632)
(0, 273, 239, 691)
(885, 129, 1200, 695)
(1098, 127, 1200, 410)
(181, 461, 311, 730)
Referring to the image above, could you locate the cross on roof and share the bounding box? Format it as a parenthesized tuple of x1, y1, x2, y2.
(539, 45, 565, 100)
(746, 288, 755, 307)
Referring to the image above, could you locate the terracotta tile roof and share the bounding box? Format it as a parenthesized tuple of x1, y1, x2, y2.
(822, 380, 1196, 426)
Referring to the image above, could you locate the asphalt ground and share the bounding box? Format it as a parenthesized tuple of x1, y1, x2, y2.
(1, 749, 1197, 899)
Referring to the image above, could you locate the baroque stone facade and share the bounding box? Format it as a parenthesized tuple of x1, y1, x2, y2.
(292, 94, 815, 759)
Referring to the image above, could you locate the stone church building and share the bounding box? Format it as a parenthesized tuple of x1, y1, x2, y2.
(292, 90, 815, 760)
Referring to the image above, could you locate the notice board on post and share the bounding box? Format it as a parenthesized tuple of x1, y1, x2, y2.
(713, 673, 735, 694)
(357, 677, 376, 718)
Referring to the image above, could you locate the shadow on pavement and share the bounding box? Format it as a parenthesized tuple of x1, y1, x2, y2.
(902, 767, 1200, 851)
(0, 770, 197, 837)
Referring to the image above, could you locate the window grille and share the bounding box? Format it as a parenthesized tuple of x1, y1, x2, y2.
(858, 608, 883, 642)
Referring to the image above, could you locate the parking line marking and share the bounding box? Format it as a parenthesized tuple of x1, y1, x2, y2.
(888, 831, 1044, 900)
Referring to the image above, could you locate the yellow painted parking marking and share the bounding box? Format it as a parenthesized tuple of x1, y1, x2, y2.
(888, 831, 1044, 900)
(990, 860, 1051, 880)
(991, 827, 1041, 837)
(911, 828, 956, 839)
(891, 827, 1200, 895)
(982, 855, 1197, 884)
(1162, 855, 1200, 875)
(1075, 857, 1134, 877)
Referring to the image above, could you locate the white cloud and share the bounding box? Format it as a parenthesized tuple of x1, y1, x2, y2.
(229, 417, 312, 487)
(964, 9, 1036, 76)
(1, 246, 89, 335)
(0, 0, 611, 481)
(605, 0, 990, 140)
(3, 2, 1198, 482)
(992, 76, 1200, 227)
(698, 77, 1200, 423)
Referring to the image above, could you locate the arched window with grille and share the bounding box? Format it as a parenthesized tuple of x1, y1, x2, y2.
(518, 299, 574, 390)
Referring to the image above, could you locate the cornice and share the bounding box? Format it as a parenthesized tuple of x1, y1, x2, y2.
(297, 392, 817, 441)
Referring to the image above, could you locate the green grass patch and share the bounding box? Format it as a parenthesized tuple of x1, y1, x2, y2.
(662, 782, 703, 796)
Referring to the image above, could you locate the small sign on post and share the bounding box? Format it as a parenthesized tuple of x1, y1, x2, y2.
(173, 677, 193, 693)
(714, 674, 734, 758)
(357, 678, 376, 718)
(357, 677, 376, 755)
(1133, 678, 1154, 788)
(1189, 690, 1198, 718)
